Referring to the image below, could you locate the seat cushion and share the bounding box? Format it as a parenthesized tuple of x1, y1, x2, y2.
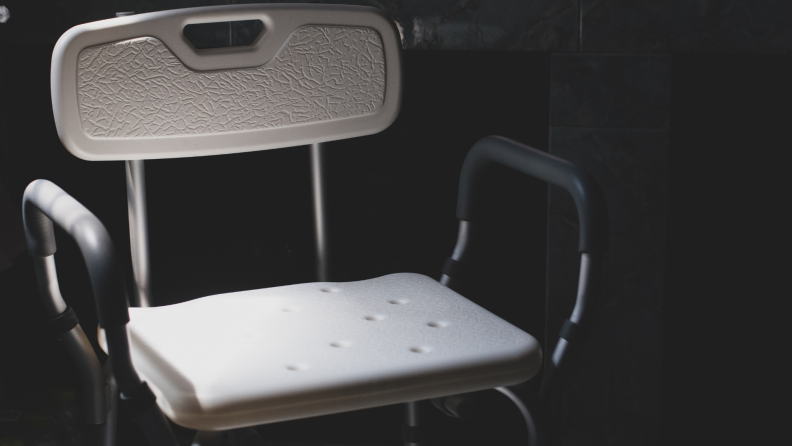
(126, 273, 541, 430)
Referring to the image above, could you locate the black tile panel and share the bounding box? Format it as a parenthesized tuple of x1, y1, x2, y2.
(130, 0, 581, 51)
(547, 126, 667, 445)
(551, 54, 671, 128)
(375, 0, 579, 51)
(582, 0, 792, 54)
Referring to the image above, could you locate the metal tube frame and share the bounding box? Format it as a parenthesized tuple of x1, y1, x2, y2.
(103, 361, 119, 446)
(27, 132, 597, 446)
(436, 136, 608, 445)
(551, 252, 599, 369)
(311, 142, 330, 282)
(23, 179, 178, 446)
(403, 400, 432, 446)
(32, 256, 106, 426)
(126, 159, 151, 308)
(495, 386, 539, 446)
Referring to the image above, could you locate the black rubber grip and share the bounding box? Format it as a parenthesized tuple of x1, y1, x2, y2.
(47, 307, 79, 335)
(121, 382, 157, 416)
(442, 257, 466, 279)
(559, 319, 581, 342)
(22, 194, 57, 257)
(456, 136, 608, 253)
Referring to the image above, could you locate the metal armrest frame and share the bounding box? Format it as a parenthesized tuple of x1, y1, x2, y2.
(440, 135, 609, 399)
(23, 179, 178, 446)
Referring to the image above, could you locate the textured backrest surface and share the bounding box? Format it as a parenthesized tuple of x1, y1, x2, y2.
(52, 4, 402, 160)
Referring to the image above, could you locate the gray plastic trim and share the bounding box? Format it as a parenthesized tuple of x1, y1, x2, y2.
(311, 142, 329, 281)
(569, 253, 595, 325)
(126, 160, 151, 307)
(103, 361, 119, 446)
(62, 324, 107, 425)
(33, 256, 68, 316)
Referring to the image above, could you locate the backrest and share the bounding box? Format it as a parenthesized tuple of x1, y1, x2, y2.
(51, 4, 402, 160)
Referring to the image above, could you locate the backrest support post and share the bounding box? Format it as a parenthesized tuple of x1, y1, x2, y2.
(126, 159, 151, 307)
(311, 143, 330, 281)
(114, 11, 152, 309)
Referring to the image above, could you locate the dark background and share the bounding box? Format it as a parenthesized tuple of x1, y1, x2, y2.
(1, 1, 788, 445)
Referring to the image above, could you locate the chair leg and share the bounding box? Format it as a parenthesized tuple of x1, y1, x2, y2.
(227, 427, 265, 445)
(101, 361, 119, 446)
(403, 400, 433, 446)
(495, 387, 541, 446)
(191, 430, 223, 446)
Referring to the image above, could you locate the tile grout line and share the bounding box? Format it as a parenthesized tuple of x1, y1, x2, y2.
(579, 0, 583, 52)
(549, 125, 671, 131)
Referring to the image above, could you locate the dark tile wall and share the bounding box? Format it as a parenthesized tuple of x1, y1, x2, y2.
(4, 1, 792, 53)
(107, 0, 582, 51)
(337, 0, 580, 51)
(582, 0, 792, 54)
(547, 126, 667, 445)
(666, 54, 791, 445)
(547, 50, 670, 446)
(550, 55, 671, 128)
(0, 0, 120, 45)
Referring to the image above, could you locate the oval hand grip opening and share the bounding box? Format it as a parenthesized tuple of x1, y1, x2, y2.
(183, 19, 264, 49)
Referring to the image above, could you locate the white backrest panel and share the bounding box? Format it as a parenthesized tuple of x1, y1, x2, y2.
(52, 4, 402, 160)
(78, 28, 385, 137)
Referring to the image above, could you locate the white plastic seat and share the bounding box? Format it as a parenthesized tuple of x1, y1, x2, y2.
(126, 273, 541, 430)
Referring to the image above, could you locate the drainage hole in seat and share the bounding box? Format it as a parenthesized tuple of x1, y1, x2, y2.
(320, 287, 340, 293)
(388, 299, 409, 304)
(364, 315, 385, 321)
(410, 346, 432, 354)
(287, 364, 308, 371)
(330, 341, 351, 348)
(427, 321, 449, 328)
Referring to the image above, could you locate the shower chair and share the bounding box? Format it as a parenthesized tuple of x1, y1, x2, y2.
(22, 4, 607, 446)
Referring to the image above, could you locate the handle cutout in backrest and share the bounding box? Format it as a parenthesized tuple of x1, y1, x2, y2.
(183, 20, 264, 49)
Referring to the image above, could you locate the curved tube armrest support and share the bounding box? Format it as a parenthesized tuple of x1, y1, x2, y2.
(23, 180, 130, 330)
(456, 135, 608, 254)
(444, 136, 609, 400)
(22, 179, 177, 446)
(27, 254, 109, 426)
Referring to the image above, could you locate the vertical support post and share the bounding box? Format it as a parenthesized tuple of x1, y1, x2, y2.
(310, 143, 329, 282)
(228, 0, 234, 47)
(118, 10, 150, 310)
(32, 256, 108, 437)
(103, 361, 118, 446)
(125, 160, 151, 308)
(403, 400, 432, 446)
